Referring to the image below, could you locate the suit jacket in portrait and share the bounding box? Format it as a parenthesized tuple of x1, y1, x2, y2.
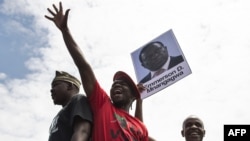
(139, 55, 184, 83)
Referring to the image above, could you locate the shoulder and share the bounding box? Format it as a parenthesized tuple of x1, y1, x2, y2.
(68, 94, 90, 108)
(171, 55, 184, 61)
(89, 81, 109, 100)
(169, 55, 184, 65)
(70, 94, 93, 120)
(71, 94, 87, 101)
(139, 73, 151, 83)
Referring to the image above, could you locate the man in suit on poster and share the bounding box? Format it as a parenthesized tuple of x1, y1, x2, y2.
(139, 41, 184, 83)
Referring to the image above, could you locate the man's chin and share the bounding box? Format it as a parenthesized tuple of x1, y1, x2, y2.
(113, 101, 125, 108)
(186, 135, 202, 141)
(53, 101, 59, 105)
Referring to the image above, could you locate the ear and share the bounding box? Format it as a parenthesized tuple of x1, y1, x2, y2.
(203, 130, 206, 137)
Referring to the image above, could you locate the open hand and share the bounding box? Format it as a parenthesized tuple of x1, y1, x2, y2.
(45, 2, 70, 31)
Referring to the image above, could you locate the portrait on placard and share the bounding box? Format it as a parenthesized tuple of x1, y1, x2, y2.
(131, 29, 192, 99)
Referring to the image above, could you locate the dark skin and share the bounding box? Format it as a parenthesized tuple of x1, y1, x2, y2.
(181, 116, 205, 141)
(45, 1, 136, 113)
(140, 42, 169, 71)
(45, 2, 96, 99)
(45, 2, 156, 140)
(72, 116, 92, 141)
(51, 81, 72, 106)
(135, 84, 156, 141)
(110, 80, 135, 111)
(50, 80, 91, 141)
(134, 84, 145, 121)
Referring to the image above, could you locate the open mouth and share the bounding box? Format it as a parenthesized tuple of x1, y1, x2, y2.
(190, 132, 199, 135)
(51, 92, 57, 100)
(51, 94, 55, 99)
(188, 131, 200, 137)
(111, 84, 124, 99)
(114, 89, 122, 96)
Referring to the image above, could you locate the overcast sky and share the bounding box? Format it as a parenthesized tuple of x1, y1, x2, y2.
(1, 0, 250, 141)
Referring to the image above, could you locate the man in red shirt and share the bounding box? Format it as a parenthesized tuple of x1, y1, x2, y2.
(45, 2, 154, 141)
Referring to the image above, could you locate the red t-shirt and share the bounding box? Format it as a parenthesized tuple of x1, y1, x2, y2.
(89, 81, 148, 141)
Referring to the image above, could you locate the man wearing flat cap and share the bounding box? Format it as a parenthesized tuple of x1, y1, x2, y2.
(49, 70, 92, 141)
(45, 2, 155, 141)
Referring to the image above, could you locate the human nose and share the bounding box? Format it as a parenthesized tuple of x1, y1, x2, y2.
(190, 124, 198, 128)
(112, 83, 121, 89)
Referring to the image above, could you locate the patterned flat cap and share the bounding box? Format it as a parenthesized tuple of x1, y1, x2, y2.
(52, 70, 81, 89)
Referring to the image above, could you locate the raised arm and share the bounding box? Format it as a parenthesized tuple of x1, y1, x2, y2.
(45, 2, 96, 97)
(135, 84, 156, 141)
(134, 99, 143, 121)
(134, 84, 144, 121)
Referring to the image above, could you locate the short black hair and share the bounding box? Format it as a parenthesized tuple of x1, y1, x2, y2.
(139, 41, 165, 62)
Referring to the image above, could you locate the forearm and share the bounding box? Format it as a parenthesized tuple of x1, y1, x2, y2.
(134, 99, 143, 121)
(135, 99, 156, 141)
(60, 28, 95, 96)
(61, 28, 86, 67)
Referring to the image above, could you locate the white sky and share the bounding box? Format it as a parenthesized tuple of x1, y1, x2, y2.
(0, 0, 250, 141)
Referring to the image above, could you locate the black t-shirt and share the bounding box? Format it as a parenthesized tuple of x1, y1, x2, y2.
(48, 94, 92, 141)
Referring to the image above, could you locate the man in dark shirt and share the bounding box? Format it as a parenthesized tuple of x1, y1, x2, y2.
(49, 70, 92, 141)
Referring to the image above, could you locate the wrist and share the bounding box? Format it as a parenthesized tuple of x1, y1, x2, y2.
(60, 27, 70, 33)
